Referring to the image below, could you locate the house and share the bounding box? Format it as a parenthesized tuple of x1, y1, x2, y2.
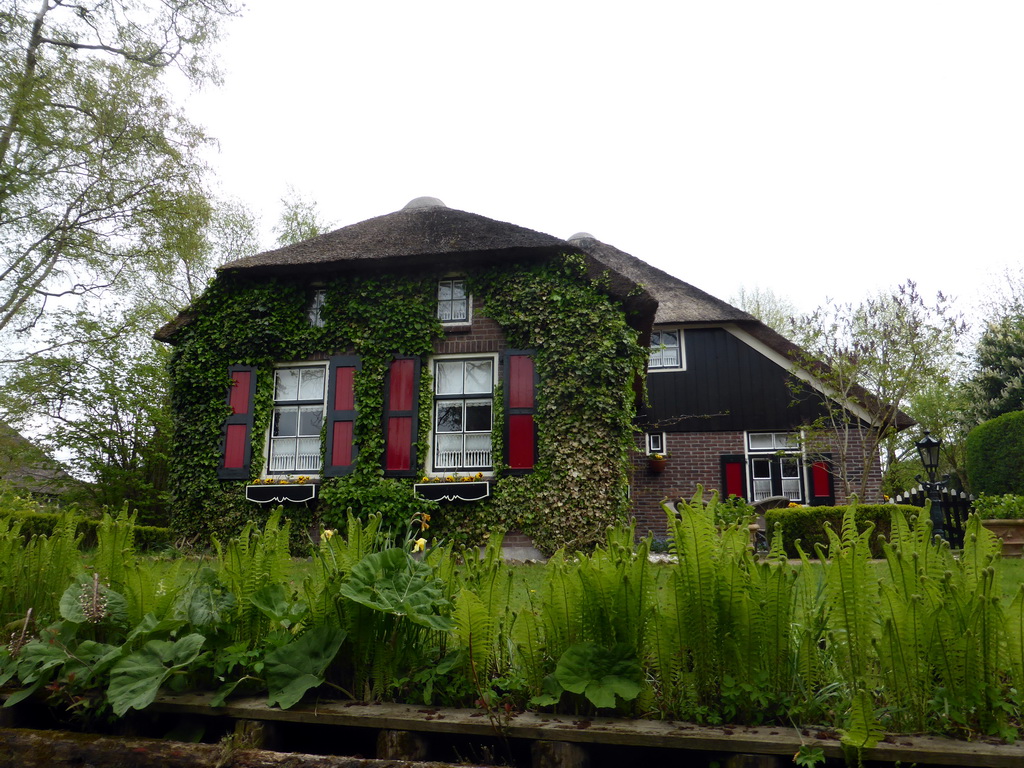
(0, 421, 80, 503)
(572, 237, 913, 536)
(156, 198, 906, 549)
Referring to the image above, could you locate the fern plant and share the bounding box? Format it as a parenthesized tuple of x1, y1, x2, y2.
(214, 509, 294, 643)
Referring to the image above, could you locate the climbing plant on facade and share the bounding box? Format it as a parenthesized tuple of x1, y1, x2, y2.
(165, 255, 646, 552)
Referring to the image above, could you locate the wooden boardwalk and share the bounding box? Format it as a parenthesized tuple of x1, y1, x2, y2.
(149, 693, 1024, 767)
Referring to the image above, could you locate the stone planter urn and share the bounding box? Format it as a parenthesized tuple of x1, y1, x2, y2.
(980, 519, 1024, 557)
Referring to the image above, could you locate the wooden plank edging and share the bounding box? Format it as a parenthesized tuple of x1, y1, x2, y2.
(0, 727, 476, 768)
(151, 694, 1024, 767)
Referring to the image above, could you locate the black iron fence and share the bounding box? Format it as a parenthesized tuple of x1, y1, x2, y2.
(889, 486, 974, 549)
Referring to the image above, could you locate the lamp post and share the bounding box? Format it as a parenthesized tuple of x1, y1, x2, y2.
(915, 430, 948, 540)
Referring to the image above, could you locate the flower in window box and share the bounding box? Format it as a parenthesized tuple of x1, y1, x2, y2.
(648, 453, 669, 474)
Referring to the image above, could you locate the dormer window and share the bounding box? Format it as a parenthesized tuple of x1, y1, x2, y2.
(437, 279, 470, 324)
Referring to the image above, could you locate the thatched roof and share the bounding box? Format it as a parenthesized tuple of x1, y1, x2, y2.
(156, 198, 656, 343)
(0, 422, 79, 498)
(568, 234, 757, 325)
(570, 234, 914, 431)
(218, 197, 568, 275)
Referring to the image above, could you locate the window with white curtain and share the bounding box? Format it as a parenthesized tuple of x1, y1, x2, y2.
(432, 358, 493, 471)
(268, 366, 325, 474)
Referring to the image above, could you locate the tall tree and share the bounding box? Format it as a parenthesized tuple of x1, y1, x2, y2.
(272, 186, 334, 246)
(0, 0, 238, 343)
(0, 195, 258, 521)
(967, 313, 1024, 422)
(967, 269, 1024, 423)
(790, 282, 968, 499)
(731, 285, 801, 339)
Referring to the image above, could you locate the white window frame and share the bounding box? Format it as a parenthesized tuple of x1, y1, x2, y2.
(428, 353, 496, 475)
(648, 328, 685, 371)
(645, 432, 667, 455)
(437, 278, 472, 326)
(745, 431, 805, 502)
(307, 289, 326, 328)
(263, 363, 327, 477)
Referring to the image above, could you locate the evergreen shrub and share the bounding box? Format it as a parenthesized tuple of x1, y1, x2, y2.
(0, 509, 172, 550)
(765, 503, 920, 558)
(965, 410, 1024, 495)
(973, 493, 1024, 520)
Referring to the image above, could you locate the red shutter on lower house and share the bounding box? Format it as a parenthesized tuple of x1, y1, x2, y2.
(383, 356, 420, 476)
(720, 454, 747, 500)
(808, 455, 835, 506)
(504, 350, 537, 473)
(218, 366, 257, 480)
(324, 356, 360, 477)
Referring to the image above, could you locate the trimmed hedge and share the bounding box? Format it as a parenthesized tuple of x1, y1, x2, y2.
(0, 510, 172, 550)
(966, 410, 1024, 496)
(765, 503, 923, 559)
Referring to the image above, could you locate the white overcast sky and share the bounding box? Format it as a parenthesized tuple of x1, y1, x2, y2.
(179, 1, 1024, 323)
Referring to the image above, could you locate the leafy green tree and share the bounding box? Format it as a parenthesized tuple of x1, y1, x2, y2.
(0, 0, 238, 342)
(791, 281, 968, 500)
(0, 309, 171, 520)
(967, 312, 1024, 423)
(731, 285, 801, 339)
(0, 196, 259, 523)
(273, 186, 334, 247)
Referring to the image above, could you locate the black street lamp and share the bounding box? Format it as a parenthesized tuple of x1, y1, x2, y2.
(915, 430, 948, 540)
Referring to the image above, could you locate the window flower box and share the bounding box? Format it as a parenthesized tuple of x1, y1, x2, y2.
(414, 481, 490, 502)
(648, 453, 669, 474)
(980, 518, 1024, 557)
(245, 483, 317, 505)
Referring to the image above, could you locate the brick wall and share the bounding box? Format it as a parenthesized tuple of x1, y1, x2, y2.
(629, 429, 885, 538)
(630, 431, 745, 537)
(432, 297, 507, 355)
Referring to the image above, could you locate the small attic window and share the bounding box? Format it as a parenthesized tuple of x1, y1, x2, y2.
(307, 289, 326, 327)
(649, 329, 684, 370)
(437, 279, 470, 325)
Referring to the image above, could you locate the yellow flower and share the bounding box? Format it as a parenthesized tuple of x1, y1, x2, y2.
(322, 529, 335, 540)
(421, 476, 429, 483)
(421, 521, 430, 530)
(412, 537, 427, 553)
(475, 472, 483, 480)
(278, 479, 288, 484)
(445, 475, 454, 482)
(421, 513, 431, 523)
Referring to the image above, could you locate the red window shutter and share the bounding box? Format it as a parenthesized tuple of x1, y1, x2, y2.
(720, 454, 747, 500)
(383, 356, 420, 476)
(504, 350, 537, 473)
(218, 366, 257, 480)
(324, 356, 360, 477)
(809, 456, 835, 506)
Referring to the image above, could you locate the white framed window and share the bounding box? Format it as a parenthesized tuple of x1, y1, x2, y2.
(648, 329, 684, 370)
(747, 432, 799, 452)
(432, 356, 493, 471)
(646, 432, 666, 455)
(268, 365, 326, 474)
(746, 431, 803, 502)
(437, 279, 470, 325)
(307, 289, 326, 327)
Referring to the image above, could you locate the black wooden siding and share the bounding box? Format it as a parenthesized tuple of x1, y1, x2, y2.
(643, 328, 830, 433)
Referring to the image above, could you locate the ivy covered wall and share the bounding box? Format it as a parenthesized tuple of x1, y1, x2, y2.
(165, 255, 647, 553)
